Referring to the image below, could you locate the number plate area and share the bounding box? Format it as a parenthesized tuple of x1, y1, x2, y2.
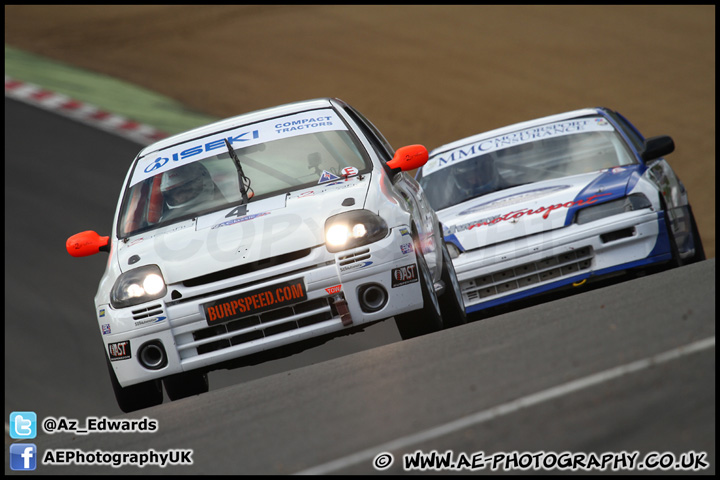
(203, 278, 307, 325)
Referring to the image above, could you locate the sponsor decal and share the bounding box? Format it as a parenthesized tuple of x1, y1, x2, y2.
(131, 109, 347, 187)
(143, 130, 259, 177)
(325, 284, 342, 295)
(203, 278, 307, 325)
(274, 114, 336, 134)
(324, 180, 347, 187)
(446, 192, 614, 234)
(212, 211, 270, 229)
(108, 341, 131, 361)
(319, 170, 341, 183)
(339, 261, 373, 272)
(340, 166, 359, 178)
(594, 118, 610, 127)
(102, 324, 111, 335)
(134, 316, 167, 328)
(392, 264, 419, 287)
(424, 117, 616, 175)
(305, 174, 363, 192)
(448, 214, 502, 234)
(99, 308, 105, 318)
(459, 186, 571, 216)
(399, 227, 410, 236)
(400, 243, 414, 254)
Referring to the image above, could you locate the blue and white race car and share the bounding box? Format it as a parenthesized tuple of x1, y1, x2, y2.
(416, 107, 705, 315)
(66, 98, 466, 412)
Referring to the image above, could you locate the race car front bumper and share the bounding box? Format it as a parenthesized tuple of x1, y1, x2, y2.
(102, 225, 424, 387)
(451, 210, 670, 313)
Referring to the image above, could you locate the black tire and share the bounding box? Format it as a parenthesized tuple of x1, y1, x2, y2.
(438, 241, 467, 328)
(663, 210, 683, 270)
(163, 370, 209, 401)
(686, 206, 706, 264)
(107, 358, 163, 413)
(394, 247, 443, 340)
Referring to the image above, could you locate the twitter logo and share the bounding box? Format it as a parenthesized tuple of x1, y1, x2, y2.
(10, 411, 37, 439)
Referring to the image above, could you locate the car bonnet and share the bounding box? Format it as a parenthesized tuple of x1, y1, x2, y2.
(114, 174, 372, 284)
(438, 165, 642, 251)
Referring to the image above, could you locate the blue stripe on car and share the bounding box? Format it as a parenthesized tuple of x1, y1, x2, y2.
(444, 233, 464, 252)
(562, 165, 644, 226)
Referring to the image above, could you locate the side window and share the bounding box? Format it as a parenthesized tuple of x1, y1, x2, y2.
(343, 106, 394, 162)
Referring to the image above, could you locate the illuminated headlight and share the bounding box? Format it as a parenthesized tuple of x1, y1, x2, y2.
(575, 194, 652, 225)
(324, 210, 389, 253)
(111, 265, 167, 308)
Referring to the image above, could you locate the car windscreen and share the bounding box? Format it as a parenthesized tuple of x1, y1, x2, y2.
(418, 116, 637, 211)
(118, 109, 369, 238)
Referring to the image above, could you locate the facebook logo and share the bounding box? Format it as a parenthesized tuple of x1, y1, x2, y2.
(9, 411, 36, 439)
(10, 444, 37, 471)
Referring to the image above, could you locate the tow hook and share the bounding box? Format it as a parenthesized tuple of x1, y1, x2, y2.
(333, 295, 353, 326)
(572, 279, 587, 287)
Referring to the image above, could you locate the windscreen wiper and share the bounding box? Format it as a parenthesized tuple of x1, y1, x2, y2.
(224, 139, 253, 205)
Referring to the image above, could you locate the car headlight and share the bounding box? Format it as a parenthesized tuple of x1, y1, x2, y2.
(111, 264, 167, 309)
(575, 194, 653, 225)
(324, 210, 389, 253)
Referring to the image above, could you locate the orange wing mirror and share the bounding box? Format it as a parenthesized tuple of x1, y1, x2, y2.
(66, 231, 110, 257)
(386, 144, 429, 172)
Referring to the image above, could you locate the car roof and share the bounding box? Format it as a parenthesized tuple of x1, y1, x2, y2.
(428, 107, 604, 157)
(135, 97, 340, 160)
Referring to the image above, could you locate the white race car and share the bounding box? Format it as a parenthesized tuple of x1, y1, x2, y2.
(416, 107, 705, 316)
(66, 98, 466, 412)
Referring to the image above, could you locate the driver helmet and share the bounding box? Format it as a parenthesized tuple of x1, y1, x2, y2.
(160, 162, 215, 210)
(453, 155, 501, 197)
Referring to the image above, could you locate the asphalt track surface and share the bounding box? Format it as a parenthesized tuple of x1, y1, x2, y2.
(4, 97, 715, 475)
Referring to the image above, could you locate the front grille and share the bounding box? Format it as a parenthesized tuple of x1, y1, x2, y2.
(338, 248, 371, 266)
(132, 304, 163, 321)
(464, 246, 594, 303)
(177, 295, 341, 358)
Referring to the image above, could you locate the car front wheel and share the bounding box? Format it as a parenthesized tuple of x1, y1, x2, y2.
(107, 358, 163, 413)
(687, 206, 706, 264)
(394, 246, 443, 340)
(663, 210, 683, 269)
(163, 370, 209, 401)
(438, 241, 467, 328)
